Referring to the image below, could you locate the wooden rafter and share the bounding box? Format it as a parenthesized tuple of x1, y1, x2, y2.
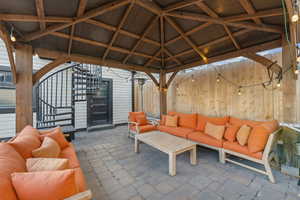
(166, 70, 179, 87)
(0, 14, 73, 22)
(135, 0, 162, 15)
(145, 49, 161, 67)
(103, 2, 134, 60)
(145, 72, 159, 87)
(160, 16, 165, 67)
(50, 32, 161, 61)
(122, 15, 159, 64)
(239, 0, 262, 24)
(196, 2, 241, 49)
(35, 0, 46, 30)
(86, 19, 160, 47)
(35, 48, 160, 73)
(165, 29, 251, 61)
(165, 11, 282, 33)
(243, 53, 282, 74)
(163, 0, 203, 13)
(68, 0, 88, 55)
(166, 39, 282, 72)
(164, 16, 207, 61)
(22, 0, 131, 42)
(33, 56, 70, 84)
(164, 48, 182, 65)
(0, 24, 17, 84)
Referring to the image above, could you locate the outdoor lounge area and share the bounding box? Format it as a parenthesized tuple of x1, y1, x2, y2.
(0, 0, 300, 199)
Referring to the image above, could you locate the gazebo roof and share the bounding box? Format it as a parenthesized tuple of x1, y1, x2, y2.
(0, 0, 286, 73)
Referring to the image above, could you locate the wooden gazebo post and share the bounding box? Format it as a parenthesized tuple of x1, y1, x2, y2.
(15, 44, 33, 133)
(159, 70, 167, 115)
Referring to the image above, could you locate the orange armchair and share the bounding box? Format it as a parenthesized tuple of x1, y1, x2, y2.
(128, 112, 157, 137)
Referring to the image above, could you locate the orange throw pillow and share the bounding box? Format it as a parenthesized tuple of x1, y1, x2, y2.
(136, 115, 148, 126)
(26, 158, 68, 172)
(204, 122, 225, 140)
(32, 137, 61, 158)
(224, 124, 240, 142)
(40, 127, 69, 149)
(165, 115, 178, 127)
(236, 125, 252, 146)
(9, 126, 42, 159)
(11, 169, 78, 200)
(248, 125, 272, 153)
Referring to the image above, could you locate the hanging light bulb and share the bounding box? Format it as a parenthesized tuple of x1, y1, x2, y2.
(276, 81, 281, 88)
(191, 75, 195, 82)
(237, 87, 242, 96)
(295, 67, 299, 74)
(216, 74, 220, 83)
(292, 13, 299, 22)
(297, 56, 300, 63)
(10, 27, 16, 42)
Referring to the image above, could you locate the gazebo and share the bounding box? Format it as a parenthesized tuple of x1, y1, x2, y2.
(0, 0, 298, 133)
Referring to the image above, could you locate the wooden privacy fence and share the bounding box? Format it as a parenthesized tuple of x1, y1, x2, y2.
(135, 51, 300, 123)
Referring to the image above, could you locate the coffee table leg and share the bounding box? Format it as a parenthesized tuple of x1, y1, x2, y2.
(169, 152, 176, 176)
(135, 136, 139, 153)
(190, 146, 197, 165)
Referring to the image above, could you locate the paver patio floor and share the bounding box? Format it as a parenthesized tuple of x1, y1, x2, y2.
(73, 125, 300, 200)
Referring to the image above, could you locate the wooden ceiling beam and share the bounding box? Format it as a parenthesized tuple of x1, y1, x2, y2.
(145, 49, 161, 67)
(145, 72, 159, 87)
(0, 14, 73, 22)
(164, 16, 207, 61)
(68, 0, 88, 55)
(163, 0, 203, 13)
(0, 24, 17, 84)
(196, 2, 240, 49)
(164, 8, 282, 47)
(166, 39, 282, 72)
(86, 19, 160, 47)
(35, 48, 160, 73)
(22, 0, 131, 42)
(103, 2, 134, 60)
(35, 0, 46, 30)
(135, 0, 162, 15)
(33, 56, 70, 84)
(165, 11, 282, 33)
(122, 15, 159, 64)
(50, 32, 161, 61)
(164, 48, 182, 65)
(160, 16, 165, 68)
(238, 0, 263, 24)
(243, 53, 282, 74)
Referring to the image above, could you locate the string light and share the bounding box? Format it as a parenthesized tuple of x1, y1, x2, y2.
(291, 0, 299, 22)
(292, 12, 299, 22)
(237, 87, 242, 96)
(10, 27, 16, 42)
(276, 80, 281, 88)
(295, 66, 299, 74)
(191, 75, 195, 82)
(216, 74, 220, 83)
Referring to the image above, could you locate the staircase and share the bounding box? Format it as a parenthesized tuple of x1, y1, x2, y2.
(36, 63, 102, 130)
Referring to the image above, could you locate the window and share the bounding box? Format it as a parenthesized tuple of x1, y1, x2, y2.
(0, 69, 14, 88)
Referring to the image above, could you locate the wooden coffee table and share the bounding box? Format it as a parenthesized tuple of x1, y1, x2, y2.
(135, 131, 197, 176)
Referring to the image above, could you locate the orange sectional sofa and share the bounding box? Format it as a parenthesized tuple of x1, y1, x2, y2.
(0, 126, 92, 200)
(156, 111, 280, 183)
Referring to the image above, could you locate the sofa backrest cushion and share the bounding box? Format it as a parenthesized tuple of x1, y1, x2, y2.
(136, 115, 148, 126)
(0, 143, 26, 200)
(9, 126, 42, 159)
(40, 127, 69, 150)
(11, 169, 78, 200)
(165, 115, 178, 127)
(160, 115, 167, 125)
(247, 120, 279, 153)
(168, 111, 197, 129)
(195, 114, 229, 132)
(229, 117, 266, 128)
(129, 112, 145, 122)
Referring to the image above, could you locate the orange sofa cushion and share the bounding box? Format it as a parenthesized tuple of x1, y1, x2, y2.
(59, 143, 80, 168)
(168, 111, 197, 129)
(40, 127, 69, 149)
(224, 124, 240, 142)
(0, 143, 26, 200)
(130, 124, 156, 133)
(236, 125, 252, 146)
(129, 112, 145, 122)
(158, 125, 194, 138)
(9, 126, 42, 159)
(165, 115, 178, 127)
(195, 114, 229, 132)
(247, 120, 279, 153)
(11, 169, 78, 200)
(160, 115, 167, 125)
(32, 137, 61, 158)
(223, 141, 263, 160)
(229, 117, 268, 128)
(204, 122, 225, 140)
(136, 115, 148, 125)
(188, 131, 223, 148)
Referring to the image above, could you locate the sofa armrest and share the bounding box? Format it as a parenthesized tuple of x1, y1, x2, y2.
(262, 128, 281, 161)
(64, 190, 92, 200)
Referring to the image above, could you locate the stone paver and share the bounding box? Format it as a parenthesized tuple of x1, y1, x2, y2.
(74, 126, 300, 200)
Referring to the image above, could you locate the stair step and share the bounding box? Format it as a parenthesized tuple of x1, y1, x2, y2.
(87, 124, 114, 132)
(40, 118, 72, 123)
(37, 123, 73, 129)
(44, 112, 73, 116)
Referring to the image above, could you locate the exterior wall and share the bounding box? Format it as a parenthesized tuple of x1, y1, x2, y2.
(135, 50, 300, 123)
(0, 40, 132, 138)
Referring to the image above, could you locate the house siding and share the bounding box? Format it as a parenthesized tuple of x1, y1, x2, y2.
(0, 40, 132, 138)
